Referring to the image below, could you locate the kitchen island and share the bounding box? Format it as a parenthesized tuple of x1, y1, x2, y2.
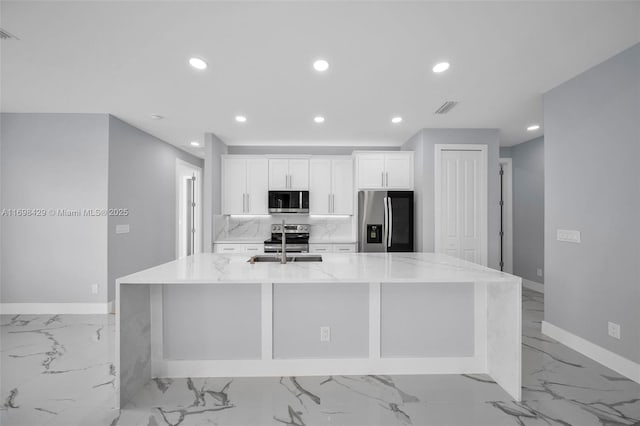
(116, 252, 521, 409)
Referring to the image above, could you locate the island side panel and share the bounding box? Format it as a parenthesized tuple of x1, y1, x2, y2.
(117, 283, 151, 408)
(380, 282, 475, 358)
(486, 278, 522, 401)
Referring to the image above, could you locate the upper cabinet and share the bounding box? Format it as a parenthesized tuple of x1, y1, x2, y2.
(269, 158, 309, 190)
(309, 157, 354, 215)
(222, 156, 269, 215)
(355, 152, 414, 190)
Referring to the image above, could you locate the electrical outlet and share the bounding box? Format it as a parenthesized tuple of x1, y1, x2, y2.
(537, 268, 543, 277)
(608, 321, 621, 340)
(320, 326, 331, 342)
(91, 284, 99, 294)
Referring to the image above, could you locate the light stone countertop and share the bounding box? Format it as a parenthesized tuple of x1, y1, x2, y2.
(117, 252, 520, 285)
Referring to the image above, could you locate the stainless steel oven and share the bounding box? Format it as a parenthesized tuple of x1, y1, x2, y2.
(268, 191, 309, 214)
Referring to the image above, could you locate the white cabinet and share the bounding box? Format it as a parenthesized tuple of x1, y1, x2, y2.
(269, 158, 309, 190)
(309, 157, 354, 215)
(309, 243, 357, 253)
(355, 152, 414, 190)
(214, 243, 264, 254)
(222, 156, 268, 215)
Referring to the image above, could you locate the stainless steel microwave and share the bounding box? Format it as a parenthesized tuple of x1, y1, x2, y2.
(268, 191, 309, 214)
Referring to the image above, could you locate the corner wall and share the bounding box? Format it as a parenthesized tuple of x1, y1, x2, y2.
(544, 43, 640, 364)
(107, 116, 203, 301)
(1, 113, 109, 304)
(511, 137, 544, 285)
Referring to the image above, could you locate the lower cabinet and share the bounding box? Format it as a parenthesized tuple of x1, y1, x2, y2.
(309, 243, 357, 253)
(213, 243, 264, 254)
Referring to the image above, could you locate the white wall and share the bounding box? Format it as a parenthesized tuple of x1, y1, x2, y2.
(544, 43, 640, 363)
(1, 113, 109, 303)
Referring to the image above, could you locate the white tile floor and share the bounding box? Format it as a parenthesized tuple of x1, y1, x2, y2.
(1, 289, 639, 425)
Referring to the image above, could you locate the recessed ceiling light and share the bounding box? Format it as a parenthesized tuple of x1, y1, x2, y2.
(313, 59, 329, 72)
(189, 57, 208, 70)
(314, 116, 325, 123)
(432, 62, 450, 73)
(235, 115, 247, 123)
(150, 114, 164, 120)
(527, 124, 541, 131)
(190, 141, 200, 147)
(391, 116, 403, 124)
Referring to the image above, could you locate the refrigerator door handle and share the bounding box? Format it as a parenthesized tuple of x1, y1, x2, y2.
(388, 197, 393, 247)
(383, 196, 389, 250)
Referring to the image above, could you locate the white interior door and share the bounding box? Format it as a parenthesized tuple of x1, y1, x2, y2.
(499, 158, 513, 273)
(435, 146, 487, 266)
(176, 160, 202, 259)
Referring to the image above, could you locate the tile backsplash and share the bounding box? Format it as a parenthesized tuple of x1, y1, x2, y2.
(213, 215, 355, 243)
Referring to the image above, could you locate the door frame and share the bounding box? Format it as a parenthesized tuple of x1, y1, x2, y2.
(434, 144, 488, 266)
(176, 159, 203, 259)
(499, 158, 513, 273)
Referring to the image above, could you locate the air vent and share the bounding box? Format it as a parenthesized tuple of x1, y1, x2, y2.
(434, 101, 458, 114)
(0, 28, 19, 40)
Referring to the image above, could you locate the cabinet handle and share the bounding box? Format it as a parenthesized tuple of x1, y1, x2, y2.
(381, 171, 384, 187)
(242, 193, 246, 213)
(328, 194, 331, 213)
(386, 172, 389, 187)
(247, 194, 250, 212)
(332, 194, 335, 213)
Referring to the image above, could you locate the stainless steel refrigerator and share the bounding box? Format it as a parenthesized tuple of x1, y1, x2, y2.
(358, 191, 414, 252)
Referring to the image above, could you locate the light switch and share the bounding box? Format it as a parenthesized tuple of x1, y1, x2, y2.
(115, 224, 130, 234)
(557, 229, 580, 243)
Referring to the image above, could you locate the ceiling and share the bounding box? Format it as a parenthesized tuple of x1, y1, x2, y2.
(2, 1, 639, 157)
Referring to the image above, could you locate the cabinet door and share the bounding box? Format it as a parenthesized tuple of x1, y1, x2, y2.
(288, 159, 309, 190)
(357, 154, 385, 189)
(385, 153, 413, 189)
(246, 158, 269, 214)
(269, 159, 289, 189)
(331, 158, 354, 215)
(309, 159, 332, 214)
(222, 158, 247, 215)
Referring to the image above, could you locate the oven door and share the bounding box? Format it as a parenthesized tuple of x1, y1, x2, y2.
(268, 191, 309, 213)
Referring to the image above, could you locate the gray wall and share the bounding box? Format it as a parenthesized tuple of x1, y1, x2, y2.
(544, 43, 640, 363)
(402, 129, 501, 270)
(511, 137, 544, 284)
(1, 113, 109, 303)
(401, 131, 425, 252)
(499, 147, 512, 158)
(107, 116, 202, 301)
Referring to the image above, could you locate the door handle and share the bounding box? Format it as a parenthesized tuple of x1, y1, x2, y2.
(383, 196, 389, 250)
(388, 197, 393, 247)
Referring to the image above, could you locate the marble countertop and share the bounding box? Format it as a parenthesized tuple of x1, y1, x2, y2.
(117, 252, 520, 285)
(213, 239, 265, 244)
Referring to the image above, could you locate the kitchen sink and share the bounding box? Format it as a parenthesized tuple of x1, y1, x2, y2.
(248, 255, 323, 263)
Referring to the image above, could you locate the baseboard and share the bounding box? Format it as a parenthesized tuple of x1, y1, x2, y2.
(0, 303, 111, 315)
(522, 279, 544, 293)
(542, 321, 640, 384)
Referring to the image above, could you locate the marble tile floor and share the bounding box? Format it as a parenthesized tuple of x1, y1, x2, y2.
(1, 289, 639, 426)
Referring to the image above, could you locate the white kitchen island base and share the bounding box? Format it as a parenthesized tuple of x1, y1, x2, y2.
(116, 253, 521, 409)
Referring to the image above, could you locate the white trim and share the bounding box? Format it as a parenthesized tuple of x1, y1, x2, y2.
(434, 144, 489, 266)
(108, 300, 116, 314)
(261, 282, 273, 360)
(542, 321, 640, 384)
(499, 158, 513, 274)
(155, 357, 485, 379)
(368, 282, 381, 359)
(0, 303, 110, 315)
(522, 279, 544, 293)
